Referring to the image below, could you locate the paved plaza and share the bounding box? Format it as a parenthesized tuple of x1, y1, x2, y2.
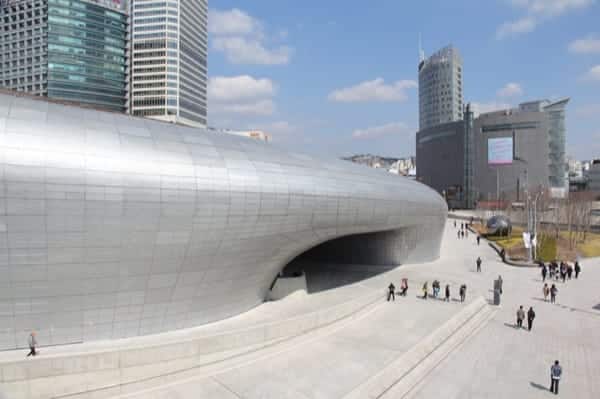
(1, 221, 599, 398)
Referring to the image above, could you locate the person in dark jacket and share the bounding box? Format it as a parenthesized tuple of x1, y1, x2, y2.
(527, 307, 536, 331)
(459, 284, 467, 302)
(387, 283, 395, 302)
(476, 257, 482, 272)
(516, 306, 525, 328)
(477, 235, 481, 246)
(541, 264, 548, 282)
(26, 331, 37, 357)
(550, 284, 558, 304)
(574, 261, 581, 279)
(445, 284, 450, 302)
(550, 360, 562, 394)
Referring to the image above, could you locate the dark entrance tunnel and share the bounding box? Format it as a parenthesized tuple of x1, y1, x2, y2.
(279, 228, 416, 294)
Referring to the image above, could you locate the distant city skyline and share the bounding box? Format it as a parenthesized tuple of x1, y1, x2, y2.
(207, 0, 600, 160)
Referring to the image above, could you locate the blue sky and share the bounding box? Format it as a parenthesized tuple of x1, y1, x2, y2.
(207, 0, 600, 160)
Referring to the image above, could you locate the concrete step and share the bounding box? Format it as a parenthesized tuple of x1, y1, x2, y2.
(342, 296, 496, 399)
(0, 289, 385, 399)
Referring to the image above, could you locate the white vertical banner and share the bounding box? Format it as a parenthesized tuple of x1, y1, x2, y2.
(523, 232, 531, 249)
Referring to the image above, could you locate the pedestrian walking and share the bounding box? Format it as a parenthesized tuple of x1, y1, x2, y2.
(26, 331, 37, 357)
(387, 283, 395, 302)
(477, 235, 481, 246)
(567, 264, 573, 280)
(461, 230, 465, 239)
(550, 360, 562, 394)
(550, 284, 558, 304)
(476, 256, 482, 272)
(527, 307, 536, 331)
(461, 222, 464, 229)
(542, 264, 547, 282)
(497, 275, 503, 294)
(454, 220, 457, 228)
(574, 261, 581, 279)
(445, 284, 450, 302)
(422, 282, 428, 299)
(457, 230, 461, 239)
(459, 284, 467, 302)
(432, 280, 440, 298)
(543, 283, 550, 302)
(400, 278, 408, 296)
(516, 306, 525, 328)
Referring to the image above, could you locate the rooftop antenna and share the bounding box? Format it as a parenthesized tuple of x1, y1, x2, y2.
(419, 33, 425, 62)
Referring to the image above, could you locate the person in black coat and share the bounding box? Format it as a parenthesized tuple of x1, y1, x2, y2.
(387, 283, 395, 301)
(527, 307, 536, 331)
(574, 261, 581, 279)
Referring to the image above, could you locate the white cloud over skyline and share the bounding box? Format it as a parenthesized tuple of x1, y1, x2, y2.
(497, 82, 524, 97)
(352, 122, 412, 139)
(209, 8, 292, 65)
(497, 0, 594, 39)
(209, 75, 277, 116)
(329, 79, 417, 103)
(584, 65, 600, 81)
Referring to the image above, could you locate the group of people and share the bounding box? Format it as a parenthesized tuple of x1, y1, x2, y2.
(387, 279, 467, 303)
(515, 305, 536, 331)
(541, 260, 581, 283)
(387, 278, 409, 301)
(543, 283, 560, 303)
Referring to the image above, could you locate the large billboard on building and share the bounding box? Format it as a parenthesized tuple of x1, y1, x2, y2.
(488, 137, 513, 165)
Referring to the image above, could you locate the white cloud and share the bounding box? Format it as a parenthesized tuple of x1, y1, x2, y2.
(328, 78, 417, 103)
(209, 9, 260, 36)
(352, 122, 412, 140)
(510, 0, 594, 17)
(256, 121, 296, 137)
(497, 0, 594, 39)
(496, 17, 537, 39)
(569, 36, 600, 53)
(209, 76, 277, 116)
(584, 65, 600, 81)
(471, 101, 512, 116)
(497, 82, 524, 97)
(210, 8, 292, 65)
(213, 37, 292, 65)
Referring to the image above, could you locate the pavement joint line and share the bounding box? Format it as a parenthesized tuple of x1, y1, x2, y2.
(91, 291, 388, 399)
(210, 375, 245, 399)
(394, 306, 498, 399)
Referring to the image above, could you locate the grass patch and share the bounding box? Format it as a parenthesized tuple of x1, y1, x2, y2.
(558, 231, 600, 258)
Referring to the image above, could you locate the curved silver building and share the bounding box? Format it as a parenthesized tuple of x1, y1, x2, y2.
(0, 92, 446, 350)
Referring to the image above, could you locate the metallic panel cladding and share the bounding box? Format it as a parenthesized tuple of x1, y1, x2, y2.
(0, 92, 446, 350)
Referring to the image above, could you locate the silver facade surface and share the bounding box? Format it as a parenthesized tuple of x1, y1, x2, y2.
(418, 45, 463, 130)
(0, 92, 447, 350)
(130, 0, 207, 127)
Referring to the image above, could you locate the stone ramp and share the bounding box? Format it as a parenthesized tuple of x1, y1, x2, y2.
(99, 296, 494, 399)
(343, 297, 495, 399)
(0, 283, 384, 399)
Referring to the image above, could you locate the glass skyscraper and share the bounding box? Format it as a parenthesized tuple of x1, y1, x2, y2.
(418, 45, 464, 130)
(1, 0, 129, 112)
(130, 0, 207, 127)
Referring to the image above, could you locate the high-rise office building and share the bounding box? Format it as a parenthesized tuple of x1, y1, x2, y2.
(418, 45, 463, 130)
(0, 0, 129, 112)
(130, 0, 207, 127)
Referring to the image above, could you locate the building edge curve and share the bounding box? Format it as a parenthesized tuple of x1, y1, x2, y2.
(0, 92, 446, 349)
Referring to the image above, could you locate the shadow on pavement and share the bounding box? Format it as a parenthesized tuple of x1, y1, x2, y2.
(530, 381, 549, 391)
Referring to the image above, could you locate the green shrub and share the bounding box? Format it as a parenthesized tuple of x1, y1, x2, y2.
(537, 235, 557, 262)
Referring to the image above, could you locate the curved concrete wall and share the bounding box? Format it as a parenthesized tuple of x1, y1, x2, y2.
(0, 93, 447, 350)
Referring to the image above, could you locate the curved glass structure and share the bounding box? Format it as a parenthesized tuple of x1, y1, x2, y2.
(0, 92, 447, 350)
